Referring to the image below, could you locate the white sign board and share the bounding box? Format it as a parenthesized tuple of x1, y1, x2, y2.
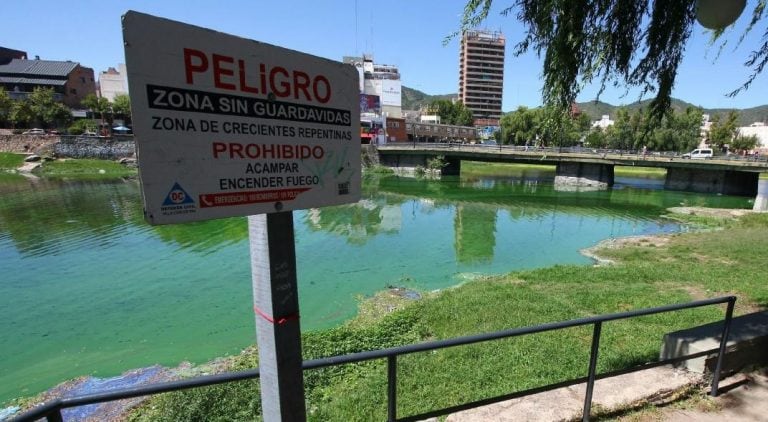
(122, 11, 361, 225)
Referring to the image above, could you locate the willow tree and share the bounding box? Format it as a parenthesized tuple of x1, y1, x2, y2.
(427, 99, 474, 126)
(457, 0, 767, 120)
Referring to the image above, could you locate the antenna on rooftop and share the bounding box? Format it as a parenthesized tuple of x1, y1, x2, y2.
(368, 9, 374, 56)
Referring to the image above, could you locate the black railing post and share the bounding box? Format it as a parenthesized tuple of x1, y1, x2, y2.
(387, 355, 398, 422)
(46, 410, 63, 422)
(583, 322, 603, 422)
(710, 297, 736, 396)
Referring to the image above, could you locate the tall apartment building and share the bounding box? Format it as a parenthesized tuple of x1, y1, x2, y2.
(458, 30, 505, 126)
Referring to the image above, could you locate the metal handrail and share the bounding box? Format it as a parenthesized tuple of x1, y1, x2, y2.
(11, 296, 736, 422)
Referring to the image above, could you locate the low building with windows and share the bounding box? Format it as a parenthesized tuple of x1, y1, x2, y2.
(405, 121, 479, 143)
(0, 46, 27, 65)
(0, 58, 96, 108)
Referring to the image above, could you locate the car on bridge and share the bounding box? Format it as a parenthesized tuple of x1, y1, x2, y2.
(682, 148, 713, 159)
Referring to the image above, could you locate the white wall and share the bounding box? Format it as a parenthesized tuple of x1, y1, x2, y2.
(739, 123, 768, 148)
(98, 63, 128, 102)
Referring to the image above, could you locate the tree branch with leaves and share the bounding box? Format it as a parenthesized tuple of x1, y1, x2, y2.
(457, 0, 767, 121)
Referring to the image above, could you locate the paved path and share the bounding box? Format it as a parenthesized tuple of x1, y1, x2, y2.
(444, 366, 701, 421)
(441, 367, 768, 422)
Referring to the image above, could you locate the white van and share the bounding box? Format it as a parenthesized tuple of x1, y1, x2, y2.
(682, 148, 713, 159)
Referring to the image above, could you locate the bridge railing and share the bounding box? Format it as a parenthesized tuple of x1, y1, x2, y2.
(11, 296, 736, 422)
(384, 142, 768, 163)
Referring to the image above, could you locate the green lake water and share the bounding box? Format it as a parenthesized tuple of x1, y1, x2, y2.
(0, 168, 753, 404)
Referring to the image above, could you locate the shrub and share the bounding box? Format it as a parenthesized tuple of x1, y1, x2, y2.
(68, 119, 98, 135)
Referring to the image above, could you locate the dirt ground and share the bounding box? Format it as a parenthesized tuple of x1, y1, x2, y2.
(630, 368, 768, 422)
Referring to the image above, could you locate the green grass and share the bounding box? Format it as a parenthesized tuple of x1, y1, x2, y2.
(1, 153, 137, 180)
(613, 166, 666, 178)
(126, 212, 768, 421)
(35, 158, 136, 179)
(462, 161, 667, 179)
(0, 152, 25, 170)
(462, 161, 554, 176)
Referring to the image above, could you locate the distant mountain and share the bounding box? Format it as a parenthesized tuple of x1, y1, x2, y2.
(575, 98, 768, 126)
(706, 105, 768, 126)
(402, 86, 456, 110)
(401, 86, 768, 126)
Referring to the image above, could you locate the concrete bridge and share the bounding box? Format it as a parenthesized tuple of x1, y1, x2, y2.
(377, 143, 768, 197)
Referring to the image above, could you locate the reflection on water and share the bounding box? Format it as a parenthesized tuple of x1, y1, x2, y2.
(455, 206, 496, 263)
(0, 171, 753, 404)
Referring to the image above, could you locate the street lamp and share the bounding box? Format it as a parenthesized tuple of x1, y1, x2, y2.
(499, 114, 503, 152)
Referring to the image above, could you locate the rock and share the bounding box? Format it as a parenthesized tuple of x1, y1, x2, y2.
(17, 162, 41, 173)
(23, 366, 176, 422)
(24, 154, 41, 162)
(118, 157, 138, 167)
(388, 286, 422, 300)
(0, 406, 20, 420)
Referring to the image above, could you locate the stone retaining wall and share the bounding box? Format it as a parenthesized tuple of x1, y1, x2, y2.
(0, 135, 136, 159)
(55, 140, 136, 159)
(0, 135, 59, 154)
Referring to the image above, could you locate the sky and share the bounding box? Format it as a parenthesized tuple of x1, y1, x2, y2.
(3, 0, 767, 111)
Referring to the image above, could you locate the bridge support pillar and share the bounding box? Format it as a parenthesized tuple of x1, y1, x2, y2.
(665, 168, 758, 196)
(377, 153, 461, 176)
(378, 153, 428, 173)
(554, 163, 614, 189)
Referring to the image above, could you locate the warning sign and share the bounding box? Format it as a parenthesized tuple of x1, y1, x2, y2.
(122, 11, 361, 225)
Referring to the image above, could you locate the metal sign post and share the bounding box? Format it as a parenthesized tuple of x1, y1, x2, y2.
(249, 212, 305, 421)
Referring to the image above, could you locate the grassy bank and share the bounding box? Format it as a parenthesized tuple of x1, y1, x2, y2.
(462, 161, 667, 179)
(0, 152, 25, 170)
(462, 161, 554, 176)
(36, 158, 136, 179)
(1, 152, 137, 179)
(128, 211, 768, 421)
(614, 165, 667, 178)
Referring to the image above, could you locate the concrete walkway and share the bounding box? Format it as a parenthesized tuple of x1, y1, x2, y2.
(444, 366, 702, 421)
(442, 366, 768, 421)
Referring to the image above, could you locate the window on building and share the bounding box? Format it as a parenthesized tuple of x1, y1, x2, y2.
(70, 88, 77, 94)
(80, 77, 86, 83)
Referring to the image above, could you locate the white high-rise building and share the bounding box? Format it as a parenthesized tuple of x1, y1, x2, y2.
(344, 55, 402, 118)
(98, 64, 128, 102)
